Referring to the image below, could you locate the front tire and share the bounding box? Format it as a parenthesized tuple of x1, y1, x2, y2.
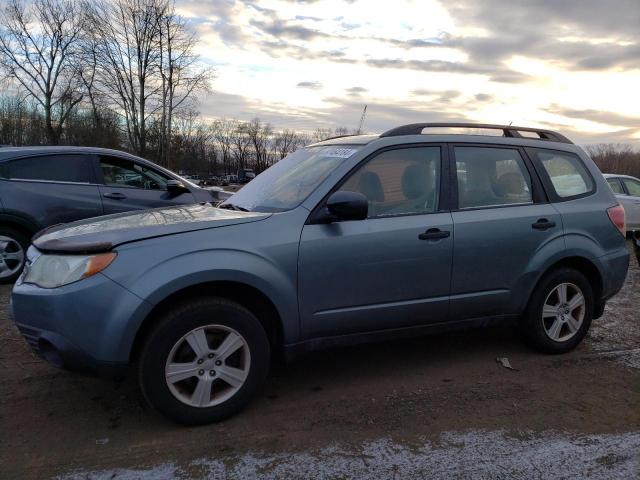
(139, 297, 270, 425)
(522, 268, 593, 354)
(0, 227, 29, 284)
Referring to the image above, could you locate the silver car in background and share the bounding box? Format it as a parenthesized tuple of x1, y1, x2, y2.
(604, 174, 640, 233)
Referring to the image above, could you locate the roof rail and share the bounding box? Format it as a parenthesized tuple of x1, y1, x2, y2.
(380, 123, 573, 144)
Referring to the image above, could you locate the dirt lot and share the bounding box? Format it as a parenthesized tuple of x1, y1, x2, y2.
(1, 246, 639, 479)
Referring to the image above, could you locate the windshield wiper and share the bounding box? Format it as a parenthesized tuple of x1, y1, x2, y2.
(219, 202, 250, 212)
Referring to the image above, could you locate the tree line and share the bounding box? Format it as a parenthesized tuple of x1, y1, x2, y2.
(0, 0, 354, 176)
(1, 0, 637, 179)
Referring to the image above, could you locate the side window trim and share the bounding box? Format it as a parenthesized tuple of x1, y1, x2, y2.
(448, 143, 546, 211)
(306, 143, 449, 224)
(1, 153, 97, 185)
(524, 147, 596, 203)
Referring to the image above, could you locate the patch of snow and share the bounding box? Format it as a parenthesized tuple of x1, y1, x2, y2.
(58, 430, 640, 480)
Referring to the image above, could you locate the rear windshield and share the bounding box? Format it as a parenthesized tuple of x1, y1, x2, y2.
(225, 146, 361, 212)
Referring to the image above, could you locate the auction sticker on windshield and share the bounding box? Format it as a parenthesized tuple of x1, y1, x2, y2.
(323, 148, 359, 158)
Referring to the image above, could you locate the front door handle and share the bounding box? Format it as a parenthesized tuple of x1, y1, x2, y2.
(532, 218, 556, 230)
(104, 192, 127, 200)
(418, 228, 450, 241)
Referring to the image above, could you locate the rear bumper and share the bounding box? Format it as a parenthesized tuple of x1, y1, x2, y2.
(599, 246, 630, 301)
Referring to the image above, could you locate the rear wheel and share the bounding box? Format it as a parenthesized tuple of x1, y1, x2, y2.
(522, 268, 593, 354)
(0, 227, 29, 284)
(139, 297, 270, 425)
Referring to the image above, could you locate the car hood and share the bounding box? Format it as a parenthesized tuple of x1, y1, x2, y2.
(33, 204, 270, 253)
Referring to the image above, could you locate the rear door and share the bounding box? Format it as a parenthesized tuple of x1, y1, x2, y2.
(449, 145, 563, 319)
(0, 153, 103, 228)
(94, 155, 196, 214)
(620, 177, 640, 230)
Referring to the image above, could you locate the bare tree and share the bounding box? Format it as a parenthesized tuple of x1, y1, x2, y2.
(246, 118, 273, 172)
(231, 121, 251, 171)
(0, 0, 85, 144)
(212, 119, 235, 174)
(157, 5, 213, 168)
(273, 128, 302, 159)
(85, 0, 168, 155)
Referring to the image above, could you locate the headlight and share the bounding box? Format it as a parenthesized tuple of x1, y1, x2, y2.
(24, 252, 117, 289)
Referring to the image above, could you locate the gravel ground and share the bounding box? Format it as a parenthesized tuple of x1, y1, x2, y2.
(1, 244, 639, 479)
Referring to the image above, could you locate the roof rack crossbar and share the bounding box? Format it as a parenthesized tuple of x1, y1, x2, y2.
(380, 123, 573, 144)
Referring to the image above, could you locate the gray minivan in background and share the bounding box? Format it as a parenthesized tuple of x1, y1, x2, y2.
(11, 123, 629, 425)
(0, 147, 217, 283)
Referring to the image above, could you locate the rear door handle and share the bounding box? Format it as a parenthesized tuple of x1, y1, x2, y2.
(418, 228, 450, 241)
(103, 192, 127, 200)
(532, 218, 556, 230)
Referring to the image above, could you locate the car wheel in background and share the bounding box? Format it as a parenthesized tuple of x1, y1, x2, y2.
(522, 268, 593, 354)
(139, 297, 270, 425)
(0, 227, 29, 284)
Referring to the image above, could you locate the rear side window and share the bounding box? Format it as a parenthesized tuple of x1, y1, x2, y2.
(454, 146, 532, 209)
(622, 178, 640, 197)
(607, 178, 625, 194)
(341, 146, 440, 217)
(1, 154, 93, 183)
(527, 148, 594, 199)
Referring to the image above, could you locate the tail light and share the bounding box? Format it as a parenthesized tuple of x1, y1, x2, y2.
(607, 204, 626, 236)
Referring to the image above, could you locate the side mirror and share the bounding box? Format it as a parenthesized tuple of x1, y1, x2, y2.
(167, 179, 189, 196)
(324, 190, 368, 222)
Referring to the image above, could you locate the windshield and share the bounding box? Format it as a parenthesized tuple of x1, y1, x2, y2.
(224, 145, 362, 212)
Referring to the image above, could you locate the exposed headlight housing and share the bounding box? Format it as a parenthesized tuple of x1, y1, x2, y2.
(24, 252, 117, 289)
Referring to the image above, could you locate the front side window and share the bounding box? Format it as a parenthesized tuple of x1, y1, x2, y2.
(100, 156, 169, 190)
(454, 147, 532, 209)
(341, 147, 440, 218)
(607, 178, 625, 195)
(2, 155, 93, 183)
(527, 148, 594, 199)
(623, 178, 640, 196)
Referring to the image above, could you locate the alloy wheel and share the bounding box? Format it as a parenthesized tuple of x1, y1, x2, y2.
(164, 325, 251, 408)
(542, 282, 585, 342)
(0, 235, 25, 280)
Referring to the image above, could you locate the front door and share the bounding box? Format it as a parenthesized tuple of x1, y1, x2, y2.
(95, 155, 196, 214)
(298, 145, 453, 338)
(449, 145, 563, 319)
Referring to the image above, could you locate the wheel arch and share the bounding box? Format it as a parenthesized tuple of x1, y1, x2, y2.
(129, 280, 285, 363)
(0, 213, 39, 240)
(526, 255, 604, 316)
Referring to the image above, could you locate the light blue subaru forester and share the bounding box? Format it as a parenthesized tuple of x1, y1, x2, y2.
(11, 123, 629, 424)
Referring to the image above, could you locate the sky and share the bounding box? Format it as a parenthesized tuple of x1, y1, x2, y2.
(176, 0, 640, 146)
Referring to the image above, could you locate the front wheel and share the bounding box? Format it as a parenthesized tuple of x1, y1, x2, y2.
(139, 298, 270, 425)
(522, 268, 593, 354)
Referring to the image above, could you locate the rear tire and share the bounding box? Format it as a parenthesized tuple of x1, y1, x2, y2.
(522, 268, 593, 354)
(0, 227, 29, 284)
(139, 297, 270, 425)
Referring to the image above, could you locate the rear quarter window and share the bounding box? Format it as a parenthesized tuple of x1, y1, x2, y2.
(526, 148, 594, 199)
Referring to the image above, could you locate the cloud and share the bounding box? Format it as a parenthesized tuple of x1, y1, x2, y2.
(297, 81, 322, 90)
(346, 86, 367, 96)
(547, 104, 640, 129)
(474, 94, 492, 102)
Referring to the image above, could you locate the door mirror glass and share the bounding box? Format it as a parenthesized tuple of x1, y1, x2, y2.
(326, 191, 368, 221)
(166, 179, 189, 196)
